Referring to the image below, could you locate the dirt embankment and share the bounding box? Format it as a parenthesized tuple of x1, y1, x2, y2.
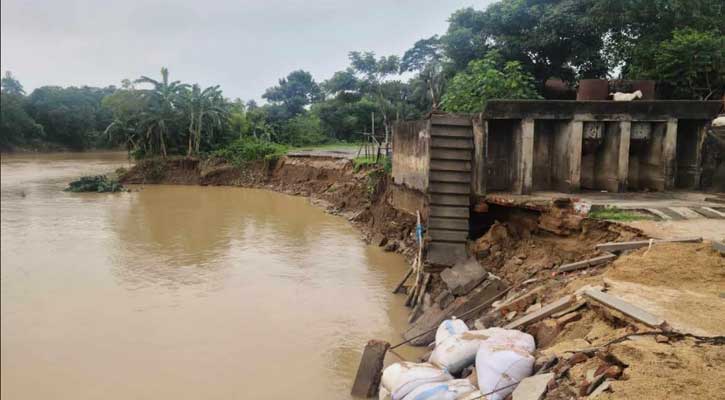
(120, 156, 419, 258)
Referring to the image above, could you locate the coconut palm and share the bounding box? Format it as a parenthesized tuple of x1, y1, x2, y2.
(182, 84, 229, 156)
(134, 67, 188, 157)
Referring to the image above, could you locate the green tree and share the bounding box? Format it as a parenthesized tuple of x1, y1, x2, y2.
(1, 71, 25, 95)
(134, 67, 189, 157)
(401, 36, 447, 110)
(0, 92, 44, 149)
(262, 70, 321, 118)
(440, 51, 541, 113)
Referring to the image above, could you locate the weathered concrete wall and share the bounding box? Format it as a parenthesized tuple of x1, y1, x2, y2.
(486, 119, 518, 192)
(628, 122, 666, 191)
(392, 120, 430, 192)
(389, 183, 428, 218)
(532, 120, 573, 191)
(676, 120, 707, 189)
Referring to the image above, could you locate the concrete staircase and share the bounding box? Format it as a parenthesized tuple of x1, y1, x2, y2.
(426, 115, 473, 268)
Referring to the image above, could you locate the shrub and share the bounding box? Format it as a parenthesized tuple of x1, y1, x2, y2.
(212, 136, 288, 167)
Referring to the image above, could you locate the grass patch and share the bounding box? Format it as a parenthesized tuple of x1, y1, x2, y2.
(588, 206, 654, 221)
(212, 137, 288, 167)
(353, 155, 391, 174)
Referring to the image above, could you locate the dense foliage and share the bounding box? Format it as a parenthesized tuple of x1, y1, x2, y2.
(211, 136, 287, 166)
(2, 0, 722, 154)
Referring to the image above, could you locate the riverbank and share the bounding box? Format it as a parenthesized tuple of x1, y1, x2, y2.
(119, 155, 420, 260)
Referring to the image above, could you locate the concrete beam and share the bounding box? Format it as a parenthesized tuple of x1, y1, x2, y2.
(617, 121, 631, 192)
(568, 120, 583, 192)
(663, 119, 678, 190)
(473, 115, 487, 196)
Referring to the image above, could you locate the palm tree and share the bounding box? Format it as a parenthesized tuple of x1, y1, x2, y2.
(134, 67, 188, 157)
(182, 84, 229, 156)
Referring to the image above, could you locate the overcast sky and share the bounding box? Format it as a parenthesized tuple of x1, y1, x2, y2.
(1, 0, 492, 101)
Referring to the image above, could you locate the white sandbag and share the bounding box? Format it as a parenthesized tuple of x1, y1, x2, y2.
(429, 332, 485, 374)
(475, 343, 534, 400)
(435, 318, 469, 346)
(381, 362, 453, 400)
(379, 385, 392, 400)
(477, 327, 535, 353)
(401, 379, 477, 400)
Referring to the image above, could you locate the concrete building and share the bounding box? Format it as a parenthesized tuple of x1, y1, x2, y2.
(391, 100, 723, 266)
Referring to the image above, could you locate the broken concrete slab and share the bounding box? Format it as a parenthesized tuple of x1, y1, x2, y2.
(497, 286, 545, 315)
(403, 278, 507, 346)
(583, 289, 666, 328)
(505, 295, 575, 329)
(595, 237, 702, 252)
(440, 258, 488, 296)
(712, 241, 725, 255)
(587, 379, 612, 398)
(558, 253, 617, 272)
(512, 372, 554, 400)
(435, 290, 454, 309)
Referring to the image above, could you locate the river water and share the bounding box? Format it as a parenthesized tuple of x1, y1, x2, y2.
(1, 152, 419, 399)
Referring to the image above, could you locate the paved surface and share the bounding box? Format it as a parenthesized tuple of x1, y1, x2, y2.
(286, 147, 359, 159)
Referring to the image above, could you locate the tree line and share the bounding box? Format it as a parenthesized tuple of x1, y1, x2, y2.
(2, 0, 723, 155)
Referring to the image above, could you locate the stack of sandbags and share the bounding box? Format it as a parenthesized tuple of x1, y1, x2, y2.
(380, 320, 535, 400)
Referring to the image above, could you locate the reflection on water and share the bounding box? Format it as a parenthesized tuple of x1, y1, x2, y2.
(1, 152, 421, 400)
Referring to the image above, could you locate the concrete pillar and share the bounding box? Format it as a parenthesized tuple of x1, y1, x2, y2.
(472, 115, 487, 196)
(568, 121, 583, 192)
(518, 118, 535, 194)
(617, 121, 632, 192)
(663, 118, 678, 190)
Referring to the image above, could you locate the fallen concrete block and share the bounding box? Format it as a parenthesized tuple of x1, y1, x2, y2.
(558, 253, 617, 272)
(497, 286, 545, 315)
(440, 258, 487, 296)
(534, 319, 561, 348)
(583, 289, 665, 328)
(588, 379, 612, 398)
(505, 295, 575, 330)
(512, 372, 555, 400)
(595, 237, 702, 252)
(350, 339, 389, 397)
(712, 241, 725, 255)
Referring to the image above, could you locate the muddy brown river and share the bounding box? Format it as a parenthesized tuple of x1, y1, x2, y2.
(1, 152, 420, 399)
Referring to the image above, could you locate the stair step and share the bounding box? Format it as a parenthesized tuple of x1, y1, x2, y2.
(431, 125, 473, 138)
(427, 242, 467, 266)
(429, 182, 470, 195)
(428, 217, 469, 231)
(430, 206, 469, 219)
(430, 194, 470, 206)
(428, 229, 469, 242)
(430, 160, 471, 172)
(430, 171, 471, 183)
(430, 148, 472, 161)
(431, 137, 473, 149)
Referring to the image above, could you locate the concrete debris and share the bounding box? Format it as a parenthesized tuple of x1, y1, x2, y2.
(512, 372, 555, 400)
(558, 253, 617, 273)
(583, 289, 666, 328)
(712, 240, 725, 255)
(595, 237, 702, 252)
(505, 295, 576, 329)
(587, 379, 612, 398)
(440, 258, 488, 296)
(533, 319, 561, 348)
(496, 286, 545, 315)
(526, 303, 543, 314)
(556, 312, 582, 327)
(435, 290, 454, 310)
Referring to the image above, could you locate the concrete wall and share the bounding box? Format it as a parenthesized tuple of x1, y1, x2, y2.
(392, 120, 430, 192)
(485, 119, 518, 191)
(533, 120, 574, 191)
(676, 120, 707, 189)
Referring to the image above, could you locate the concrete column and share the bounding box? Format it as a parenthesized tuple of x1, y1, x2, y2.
(617, 121, 632, 192)
(518, 118, 535, 194)
(472, 114, 487, 196)
(568, 121, 583, 192)
(663, 118, 678, 190)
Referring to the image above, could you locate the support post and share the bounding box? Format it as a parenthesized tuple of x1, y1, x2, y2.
(617, 121, 631, 192)
(568, 120, 583, 192)
(663, 118, 678, 190)
(519, 118, 535, 194)
(472, 114, 487, 196)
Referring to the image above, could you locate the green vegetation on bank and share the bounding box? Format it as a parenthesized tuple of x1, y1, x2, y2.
(3, 0, 723, 154)
(212, 137, 288, 167)
(588, 206, 654, 222)
(65, 175, 125, 193)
